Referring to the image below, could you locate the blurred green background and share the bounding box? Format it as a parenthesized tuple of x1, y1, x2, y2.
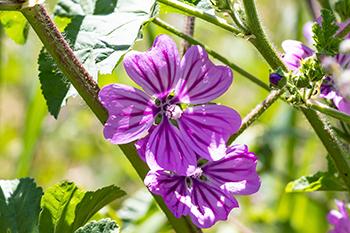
(0, 0, 345, 232)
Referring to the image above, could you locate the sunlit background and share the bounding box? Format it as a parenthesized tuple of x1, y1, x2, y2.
(0, 1, 344, 232)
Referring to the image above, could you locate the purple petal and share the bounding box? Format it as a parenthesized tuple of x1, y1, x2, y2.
(328, 210, 342, 225)
(334, 96, 350, 115)
(135, 126, 155, 161)
(123, 34, 180, 99)
(175, 45, 232, 104)
(303, 22, 314, 45)
(203, 144, 261, 195)
(144, 170, 191, 218)
(145, 118, 197, 175)
(189, 180, 238, 228)
(178, 105, 241, 161)
(282, 40, 314, 71)
(99, 84, 157, 144)
(320, 77, 337, 99)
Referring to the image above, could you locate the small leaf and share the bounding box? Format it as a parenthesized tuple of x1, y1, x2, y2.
(0, 178, 43, 233)
(74, 219, 119, 233)
(0, 12, 29, 44)
(285, 171, 347, 192)
(39, 181, 126, 233)
(38, 49, 71, 118)
(312, 9, 341, 55)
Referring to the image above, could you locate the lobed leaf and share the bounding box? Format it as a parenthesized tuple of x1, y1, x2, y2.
(312, 9, 341, 56)
(0, 178, 43, 233)
(39, 181, 126, 233)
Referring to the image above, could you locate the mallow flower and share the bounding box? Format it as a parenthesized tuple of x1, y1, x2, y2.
(144, 144, 260, 228)
(99, 34, 241, 175)
(328, 200, 350, 233)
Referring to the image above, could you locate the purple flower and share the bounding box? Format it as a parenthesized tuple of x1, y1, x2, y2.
(144, 144, 260, 228)
(281, 40, 314, 71)
(328, 200, 350, 233)
(99, 35, 241, 175)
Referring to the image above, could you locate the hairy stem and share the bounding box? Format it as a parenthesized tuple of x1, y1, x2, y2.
(181, 16, 195, 54)
(242, 0, 286, 70)
(302, 108, 350, 191)
(157, 0, 241, 34)
(153, 17, 269, 90)
(21, 4, 200, 233)
(242, 0, 350, 190)
(228, 89, 284, 144)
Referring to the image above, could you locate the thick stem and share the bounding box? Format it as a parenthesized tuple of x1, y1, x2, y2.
(301, 108, 350, 191)
(242, 0, 286, 70)
(0, 0, 24, 10)
(241, 0, 350, 191)
(153, 17, 269, 90)
(181, 16, 195, 54)
(157, 0, 240, 34)
(21, 5, 201, 233)
(228, 89, 283, 144)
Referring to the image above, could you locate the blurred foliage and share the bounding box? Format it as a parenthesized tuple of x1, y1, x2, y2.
(0, 0, 344, 232)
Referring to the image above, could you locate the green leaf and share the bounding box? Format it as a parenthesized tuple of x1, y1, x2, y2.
(39, 181, 126, 233)
(285, 171, 347, 192)
(74, 219, 119, 233)
(312, 9, 341, 55)
(38, 49, 71, 118)
(0, 178, 43, 233)
(39, 0, 157, 118)
(0, 12, 29, 44)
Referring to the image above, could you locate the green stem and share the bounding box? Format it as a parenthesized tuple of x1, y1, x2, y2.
(301, 108, 350, 191)
(153, 17, 269, 91)
(156, 0, 240, 35)
(242, 0, 286, 70)
(227, 89, 283, 144)
(242, 0, 350, 191)
(0, 0, 24, 10)
(21, 5, 200, 233)
(307, 100, 350, 124)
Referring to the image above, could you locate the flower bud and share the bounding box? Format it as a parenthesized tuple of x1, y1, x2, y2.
(269, 73, 286, 88)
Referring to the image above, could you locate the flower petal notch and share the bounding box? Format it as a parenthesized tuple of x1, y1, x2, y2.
(145, 144, 260, 228)
(123, 34, 180, 99)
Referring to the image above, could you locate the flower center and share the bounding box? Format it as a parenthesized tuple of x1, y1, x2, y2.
(165, 104, 183, 120)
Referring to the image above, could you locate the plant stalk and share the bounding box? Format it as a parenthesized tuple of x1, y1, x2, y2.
(157, 0, 241, 34)
(21, 4, 201, 233)
(228, 89, 283, 144)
